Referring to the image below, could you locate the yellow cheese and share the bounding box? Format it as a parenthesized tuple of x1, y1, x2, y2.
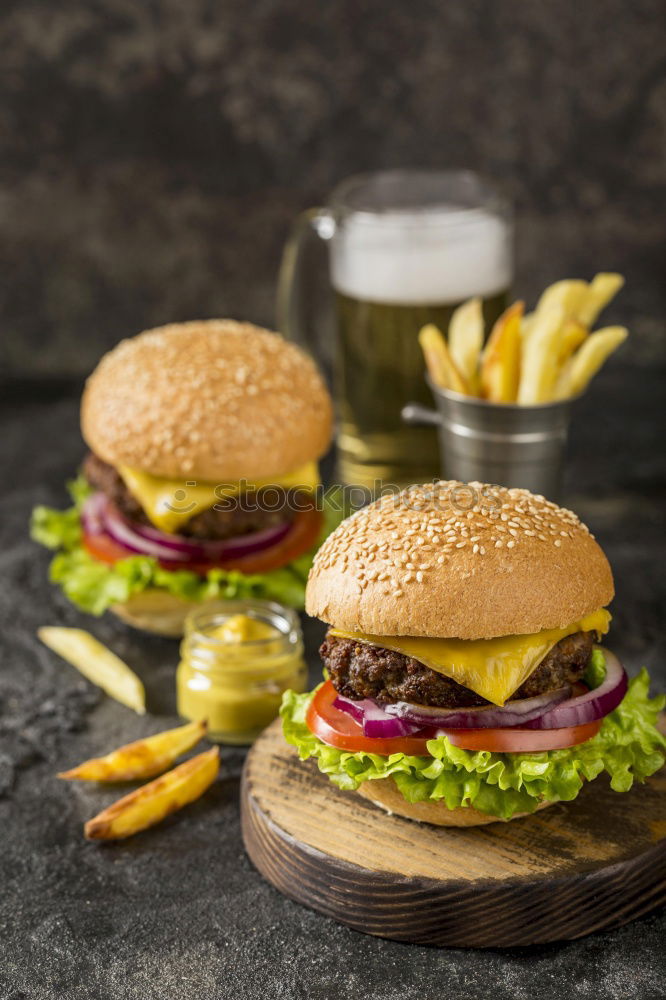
(330, 609, 611, 707)
(118, 462, 320, 534)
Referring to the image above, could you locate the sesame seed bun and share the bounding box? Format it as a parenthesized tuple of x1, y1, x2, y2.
(306, 482, 614, 640)
(357, 777, 553, 826)
(81, 320, 333, 480)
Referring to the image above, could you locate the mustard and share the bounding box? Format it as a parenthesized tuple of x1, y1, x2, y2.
(176, 603, 307, 745)
(208, 614, 281, 648)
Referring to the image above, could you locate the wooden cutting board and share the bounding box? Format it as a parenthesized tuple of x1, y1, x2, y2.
(241, 718, 666, 948)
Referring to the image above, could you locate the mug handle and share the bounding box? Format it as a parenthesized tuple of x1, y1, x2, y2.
(401, 403, 442, 427)
(276, 208, 336, 372)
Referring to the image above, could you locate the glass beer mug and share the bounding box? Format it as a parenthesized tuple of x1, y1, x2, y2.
(277, 169, 513, 490)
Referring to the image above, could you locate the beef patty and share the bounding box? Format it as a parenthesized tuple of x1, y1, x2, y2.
(322, 630, 595, 709)
(83, 452, 308, 541)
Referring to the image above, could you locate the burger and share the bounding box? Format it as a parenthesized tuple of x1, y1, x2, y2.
(32, 320, 335, 635)
(282, 482, 665, 825)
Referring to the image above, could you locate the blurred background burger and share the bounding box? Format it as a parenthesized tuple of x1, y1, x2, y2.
(31, 319, 335, 635)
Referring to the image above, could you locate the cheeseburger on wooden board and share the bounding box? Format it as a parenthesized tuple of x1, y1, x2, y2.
(282, 482, 665, 825)
(32, 320, 335, 635)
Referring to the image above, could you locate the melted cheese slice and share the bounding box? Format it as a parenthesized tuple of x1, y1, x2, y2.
(118, 462, 320, 533)
(330, 609, 611, 707)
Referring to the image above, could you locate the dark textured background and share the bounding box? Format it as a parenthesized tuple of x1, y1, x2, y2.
(1, 0, 665, 377)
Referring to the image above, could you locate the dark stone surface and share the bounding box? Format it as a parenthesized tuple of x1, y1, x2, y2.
(1, 368, 665, 998)
(1, 0, 665, 377)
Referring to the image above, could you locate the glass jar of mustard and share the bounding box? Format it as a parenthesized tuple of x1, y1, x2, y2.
(176, 600, 307, 745)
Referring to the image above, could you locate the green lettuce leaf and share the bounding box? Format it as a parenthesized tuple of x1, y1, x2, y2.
(31, 476, 92, 550)
(281, 662, 666, 819)
(30, 477, 345, 615)
(584, 646, 608, 689)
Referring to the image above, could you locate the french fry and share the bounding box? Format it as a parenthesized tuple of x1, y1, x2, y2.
(533, 279, 588, 321)
(554, 326, 628, 399)
(557, 319, 588, 365)
(58, 720, 207, 782)
(480, 302, 524, 403)
(418, 274, 627, 405)
(520, 311, 535, 342)
(576, 272, 624, 327)
(517, 305, 565, 404)
(448, 297, 484, 392)
(84, 747, 220, 841)
(418, 324, 469, 394)
(521, 281, 585, 349)
(38, 627, 145, 714)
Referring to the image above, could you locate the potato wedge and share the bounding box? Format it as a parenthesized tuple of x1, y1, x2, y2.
(84, 747, 220, 841)
(554, 326, 628, 399)
(58, 720, 207, 782)
(38, 627, 145, 715)
(557, 319, 588, 365)
(448, 297, 484, 391)
(576, 272, 624, 327)
(480, 301, 523, 403)
(517, 305, 565, 404)
(418, 324, 469, 394)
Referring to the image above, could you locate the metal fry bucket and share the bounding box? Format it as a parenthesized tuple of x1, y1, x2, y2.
(402, 379, 579, 501)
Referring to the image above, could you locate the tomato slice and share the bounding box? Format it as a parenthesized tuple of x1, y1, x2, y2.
(306, 681, 603, 756)
(82, 530, 134, 566)
(306, 681, 434, 756)
(444, 719, 603, 752)
(82, 507, 323, 576)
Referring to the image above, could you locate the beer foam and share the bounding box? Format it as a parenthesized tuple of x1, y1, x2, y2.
(330, 208, 512, 305)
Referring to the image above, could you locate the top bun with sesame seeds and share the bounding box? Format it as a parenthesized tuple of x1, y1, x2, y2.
(306, 482, 614, 640)
(81, 320, 333, 480)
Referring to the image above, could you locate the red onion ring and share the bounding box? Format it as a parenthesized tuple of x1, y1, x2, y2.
(82, 493, 295, 565)
(81, 491, 107, 536)
(522, 647, 627, 729)
(333, 695, 422, 738)
(104, 503, 195, 561)
(332, 695, 365, 724)
(329, 649, 626, 740)
(383, 686, 571, 729)
(128, 512, 293, 558)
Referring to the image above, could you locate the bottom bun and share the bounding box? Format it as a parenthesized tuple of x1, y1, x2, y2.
(357, 777, 552, 827)
(110, 590, 217, 638)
